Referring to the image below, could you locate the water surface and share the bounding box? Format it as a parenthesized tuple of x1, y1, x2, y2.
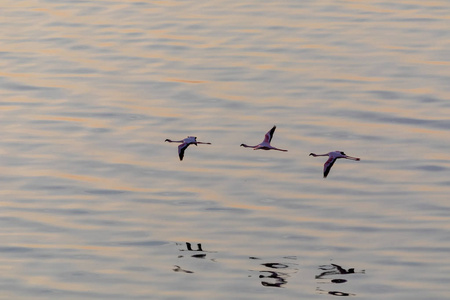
(1, 0, 450, 299)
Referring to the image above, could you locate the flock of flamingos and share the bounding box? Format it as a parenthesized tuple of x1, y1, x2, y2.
(165, 125, 360, 178)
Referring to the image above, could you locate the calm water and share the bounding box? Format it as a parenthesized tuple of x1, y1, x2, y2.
(1, 0, 450, 299)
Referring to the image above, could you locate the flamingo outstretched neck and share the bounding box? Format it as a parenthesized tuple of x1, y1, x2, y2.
(165, 139, 183, 143)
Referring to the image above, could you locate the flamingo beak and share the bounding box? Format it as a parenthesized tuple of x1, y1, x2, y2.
(346, 156, 360, 161)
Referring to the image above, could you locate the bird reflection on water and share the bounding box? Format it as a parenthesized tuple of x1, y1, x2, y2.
(249, 256, 299, 288)
(316, 263, 358, 279)
(173, 242, 216, 274)
(315, 263, 365, 297)
(172, 244, 299, 288)
(184, 242, 207, 258)
(259, 270, 288, 287)
(172, 243, 364, 294)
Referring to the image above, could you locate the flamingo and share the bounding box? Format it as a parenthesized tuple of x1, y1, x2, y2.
(165, 136, 211, 161)
(309, 151, 360, 178)
(240, 125, 288, 152)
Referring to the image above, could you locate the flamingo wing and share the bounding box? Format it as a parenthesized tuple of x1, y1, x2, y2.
(323, 156, 337, 178)
(263, 126, 276, 143)
(178, 143, 190, 161)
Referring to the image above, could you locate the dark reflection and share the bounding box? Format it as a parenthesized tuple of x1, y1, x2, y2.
(173, 242, 216, 274)
(315, 263, 364, 297)
(316, 263, 363, 279)
(331, 279, 347, 283)
(186, 242, 203, 252)
(329, 291, 355, 296)
(249, 256, 298, 288)
(316, 287, 356, 297)
(332, 264, 355, 274)
(177, 242, 212, 258)
(261, 262, 289, 269)
(259, 270, 288, 287)
(173, 265, 194, 274)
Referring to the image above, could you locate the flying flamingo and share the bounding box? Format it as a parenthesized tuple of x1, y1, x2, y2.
(309, 151, 360, 178)
(165, 136, 211, 161)
(240, 125, 288, 152)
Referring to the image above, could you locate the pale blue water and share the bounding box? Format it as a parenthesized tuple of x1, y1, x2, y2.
(1, 0, 450, 299)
